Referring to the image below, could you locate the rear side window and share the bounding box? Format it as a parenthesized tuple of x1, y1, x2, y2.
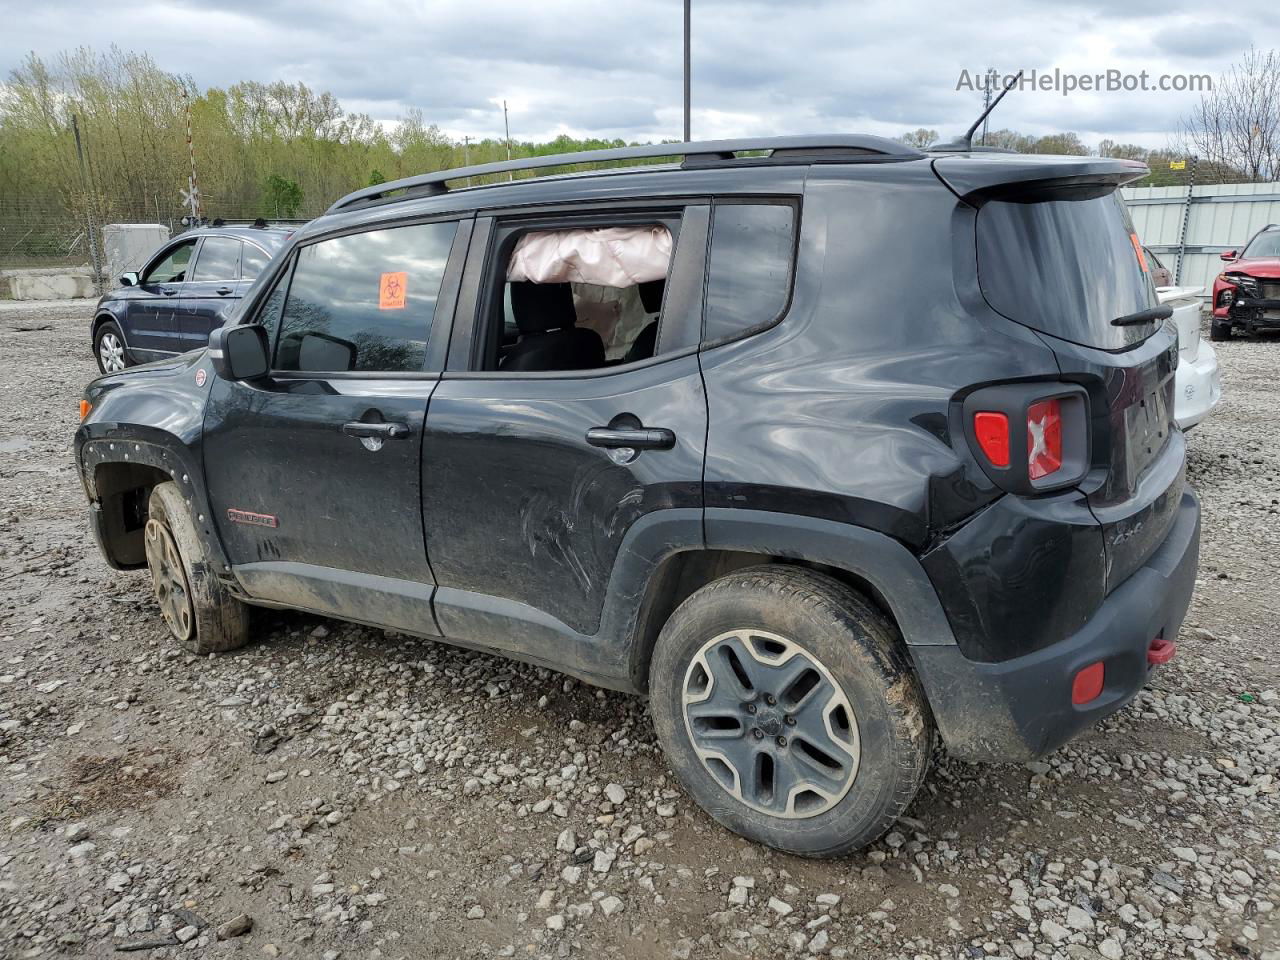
(192, 237, 242, 281)
(977, 192, 1157, 350)
(703, 203, 796, 345)
(241, 244, 271, 279)
(275, 221, 457, 373)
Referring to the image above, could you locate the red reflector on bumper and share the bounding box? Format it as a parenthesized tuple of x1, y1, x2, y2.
(1148, 635, 1176, 665)
(1072, 661, 1105, 705)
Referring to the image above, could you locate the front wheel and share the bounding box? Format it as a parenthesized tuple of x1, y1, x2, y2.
(94, 320, 133, 374)
(145, 482, 250, 654)
(649, 565, 934, 857)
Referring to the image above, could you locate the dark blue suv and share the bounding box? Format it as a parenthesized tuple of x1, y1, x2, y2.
(91, 225, 293, 373)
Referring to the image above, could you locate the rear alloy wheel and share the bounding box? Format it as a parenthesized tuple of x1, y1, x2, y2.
(682, 630, 859, 818)
(94, 320, 131, 374)
(145, 482, 250, 654)
(650, 565, 934, 857)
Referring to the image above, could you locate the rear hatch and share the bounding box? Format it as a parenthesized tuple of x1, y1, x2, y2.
(935, 154, 1185, 591)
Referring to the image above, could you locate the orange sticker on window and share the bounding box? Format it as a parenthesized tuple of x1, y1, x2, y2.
(1129, 233, 1149, 273)
(379, 271, 408, 309)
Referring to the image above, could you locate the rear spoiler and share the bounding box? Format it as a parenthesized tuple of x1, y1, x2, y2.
(931, 155, 1151, 206)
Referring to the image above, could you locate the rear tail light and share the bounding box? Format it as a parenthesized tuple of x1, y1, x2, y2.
(973, 412, 1010, 467)
(1026, 399, 1063, 480)
(963, 384, 1089, 495)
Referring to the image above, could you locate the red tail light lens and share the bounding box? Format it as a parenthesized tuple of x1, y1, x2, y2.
(1026, 398, 1062, 480)
(973, 412, 1010, 467)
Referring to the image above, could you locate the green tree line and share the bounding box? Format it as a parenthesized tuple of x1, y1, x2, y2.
(0, 45, 1267, 265)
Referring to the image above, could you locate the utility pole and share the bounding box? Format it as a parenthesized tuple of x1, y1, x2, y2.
(463, 135, 472, 186)
(503, 101, 513, 181)
(181, 85, 203, 223)
(71, 114, 105, 295)
(1174, 155, 1198, 285)
(980, 68, 995, 146)
(683, 0, 691, 142)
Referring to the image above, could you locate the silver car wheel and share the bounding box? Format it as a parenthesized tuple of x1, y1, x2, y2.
(681, 629, 860, 819)
(98, 331, 126, 372)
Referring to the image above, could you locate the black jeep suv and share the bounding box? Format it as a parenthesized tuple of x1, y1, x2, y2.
(75, 136, 1199, 857)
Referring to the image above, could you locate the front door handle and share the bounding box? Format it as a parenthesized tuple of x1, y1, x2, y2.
(161, 287, 179, 296)
(215, 286, 233, 296)
(342, 421, 410, 440)
(586, 426, 675, 450)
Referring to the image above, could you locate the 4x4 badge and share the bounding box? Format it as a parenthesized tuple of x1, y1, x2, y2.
(227, 508, 278, 528)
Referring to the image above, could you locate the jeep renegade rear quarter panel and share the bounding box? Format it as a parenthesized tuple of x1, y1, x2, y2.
(698, 162, 1108, 658)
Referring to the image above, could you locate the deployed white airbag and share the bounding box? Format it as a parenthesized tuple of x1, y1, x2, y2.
(508, 225, 672, 287)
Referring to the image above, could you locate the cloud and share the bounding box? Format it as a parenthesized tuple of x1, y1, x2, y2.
(0, 0, 1269, 150)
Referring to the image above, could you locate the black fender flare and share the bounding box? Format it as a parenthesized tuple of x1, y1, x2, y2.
(700, 508, 957, 648)
(76, 424, 229, 573)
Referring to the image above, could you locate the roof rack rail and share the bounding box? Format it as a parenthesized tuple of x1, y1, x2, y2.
(325, 135, 923, 215)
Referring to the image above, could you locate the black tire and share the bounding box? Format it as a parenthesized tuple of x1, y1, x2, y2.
(145, 482, 250, 654)
(649, 565, 934, 857)
(1210, 320, 1231, 342)
(94, 319, 133, 374)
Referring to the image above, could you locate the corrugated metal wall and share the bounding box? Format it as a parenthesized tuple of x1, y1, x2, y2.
(1122, 183, 1280, 295)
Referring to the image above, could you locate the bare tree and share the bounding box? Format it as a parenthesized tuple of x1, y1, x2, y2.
(1182, 47, 1280, 182)
(899, 128, 938, 149)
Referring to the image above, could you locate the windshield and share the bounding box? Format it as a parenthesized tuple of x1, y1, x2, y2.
(976, 191, 1158, 350)
(1243, 230, 1280, 259)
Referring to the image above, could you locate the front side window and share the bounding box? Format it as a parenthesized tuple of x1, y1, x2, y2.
(703, 203, 797, 345)
(143, 240, 196, 285)
(191, 237, 242, 282)
(274, 221, 457, 373)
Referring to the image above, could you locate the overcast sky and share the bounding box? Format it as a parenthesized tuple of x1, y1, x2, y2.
(0, 0, 1270, 149)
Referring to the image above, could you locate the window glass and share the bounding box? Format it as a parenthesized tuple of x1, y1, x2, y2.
(275, 221, 457, 373)
(488, 219, 679, 373)
(1244, 230, 1280, 258)
(191, 237, 242, 282)
(143, 240, 196, 284)
(977, 192, 1157, 350)
(704, 204, 796, 344)
(241, 243, 271, 279)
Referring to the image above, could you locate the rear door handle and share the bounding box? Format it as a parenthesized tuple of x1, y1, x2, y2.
(342, 421, 410, 440)
(586, 426, 675, 450)
(161, 287, 179, 296)
(215, 286, 233, 296)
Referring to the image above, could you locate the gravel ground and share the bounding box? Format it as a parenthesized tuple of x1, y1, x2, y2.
(0, 301, 1277, 960)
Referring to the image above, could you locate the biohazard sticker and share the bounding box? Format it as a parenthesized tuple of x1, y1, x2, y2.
(379, 271, 408, 309)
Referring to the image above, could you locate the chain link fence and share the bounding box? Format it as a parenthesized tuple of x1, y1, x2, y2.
(0, 195, 314, 296)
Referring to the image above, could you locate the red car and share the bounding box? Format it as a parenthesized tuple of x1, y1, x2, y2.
(1211, 224, 1280, 340)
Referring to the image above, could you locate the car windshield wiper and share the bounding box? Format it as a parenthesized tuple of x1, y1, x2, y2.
(1111, 305, 1173, 327)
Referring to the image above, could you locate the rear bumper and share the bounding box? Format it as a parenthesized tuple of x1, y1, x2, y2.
(912, 488, 1200, 761)
(1174, 340, 1222, 431)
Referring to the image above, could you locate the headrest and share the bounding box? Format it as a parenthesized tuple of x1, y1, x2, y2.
(638, 278, 665, 314)
(510, 281, 576, 335)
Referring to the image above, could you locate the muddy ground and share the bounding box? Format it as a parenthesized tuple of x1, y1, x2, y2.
(0, 301, 1277, 960)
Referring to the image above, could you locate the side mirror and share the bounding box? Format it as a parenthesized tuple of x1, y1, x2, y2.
(209, 324, 269, 381)
(120, 272, 139, 287)
(1220, 250, 1238, 261)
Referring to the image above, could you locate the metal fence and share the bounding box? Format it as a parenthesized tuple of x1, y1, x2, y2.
(1122, 182, 1280, 294)
(0, 197, 312, 296)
